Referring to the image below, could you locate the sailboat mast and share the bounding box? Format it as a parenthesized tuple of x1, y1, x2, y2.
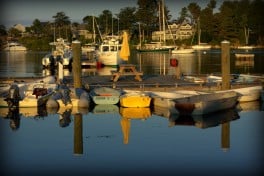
(93, 16, 95, 43)
(162, 0, 166, 45)
(197, 17, 201, 45)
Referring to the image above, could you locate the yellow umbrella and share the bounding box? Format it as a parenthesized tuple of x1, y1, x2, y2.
(119, 31, 130, 61)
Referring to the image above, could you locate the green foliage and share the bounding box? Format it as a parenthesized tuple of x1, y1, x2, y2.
(2, 0, 264, 50)
(20, 36, 53, 51)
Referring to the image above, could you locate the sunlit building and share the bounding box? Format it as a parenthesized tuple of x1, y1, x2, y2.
(152, 21, 194, 41)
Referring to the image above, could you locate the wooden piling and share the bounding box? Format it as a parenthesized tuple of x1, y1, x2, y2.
(72, 40, 82, 88)
(221, 40, 231, 90)
(57, 61, 64, 83)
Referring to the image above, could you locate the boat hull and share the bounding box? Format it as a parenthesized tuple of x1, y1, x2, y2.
(171, 49, 194, 54)
(120, 94, 151, 108)
(98, 52, 121, 66)
(173, 91, 239, 115)
(19, 92, 53, 108)
(90, 87, 121, 105)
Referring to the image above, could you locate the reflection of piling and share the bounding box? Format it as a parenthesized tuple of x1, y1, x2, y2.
(72, 41, 82, 88)
(221, 40, 230, 90)
(74, 113, 83, 155)
(221, 122, 230, 151)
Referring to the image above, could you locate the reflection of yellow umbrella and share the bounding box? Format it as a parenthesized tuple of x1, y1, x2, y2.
(119, 31, 130, 61)
(120, 118, 130, 144)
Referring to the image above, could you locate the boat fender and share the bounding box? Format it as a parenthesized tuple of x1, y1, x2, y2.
(170, 58, 178, 67)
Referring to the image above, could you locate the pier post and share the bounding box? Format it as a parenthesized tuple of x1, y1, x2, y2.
(72, 40, 82, 88)
(221, 40, 231, 90)
(57, 61, 64, 83)
(74, 113, 83, 155)
(221, 41, 231, 152)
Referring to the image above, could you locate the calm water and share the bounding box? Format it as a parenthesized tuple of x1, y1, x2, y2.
(0, 49, 264, 175)
(0, 48, 264, 77)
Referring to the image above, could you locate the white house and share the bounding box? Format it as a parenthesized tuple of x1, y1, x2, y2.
(152, 21, 194, 41)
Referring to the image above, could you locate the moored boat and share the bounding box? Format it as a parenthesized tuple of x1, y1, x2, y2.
(192, 44, 211, 50)
(149, 90, 206, 113)
(173, 91, 239, 115)
(4, 42, 27, 51)
(46, 86, 90, 108)
(120, 92, 151, 108)
(97, 35, 122, 66)
(42, 38, 73, 68)
(1, 76, 57, 108)
(171, 47, 194, 54)
(218, 86, 262, 102)
(89, 87, 121, 105)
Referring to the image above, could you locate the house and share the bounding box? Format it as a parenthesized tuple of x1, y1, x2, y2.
(14, 24, 26, 33)
(76, 24, 94, 40)
(152, 21, 194, 41)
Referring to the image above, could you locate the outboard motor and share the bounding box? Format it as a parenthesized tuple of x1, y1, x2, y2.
(5, 84, 20, 108)
(56, 55, 62, 63)
(49, 55, 55, 68)
(59, 85, 71, 105)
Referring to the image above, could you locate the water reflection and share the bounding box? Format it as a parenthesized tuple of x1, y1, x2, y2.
(5, 107, 20, 131)
(0, 100, 261, 156)
(120, 107, 151, 144)
(170, 53, 198, 75)
(59, 109, 72, 128)
(1, 49, 264, 78)
(237, 101, 261, 112)
(168, 108, 240, 151)
(92, 104, 119, 114)
(168, 108, 240, 129)
(74, 113, 83, 155)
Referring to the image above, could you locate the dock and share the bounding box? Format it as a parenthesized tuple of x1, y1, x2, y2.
(1, 74, 263, 92)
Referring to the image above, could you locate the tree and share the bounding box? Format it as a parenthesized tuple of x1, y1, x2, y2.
(31, 19, 43, 36)
(0, 25, 7, 36)
(136, 0, 159, 42)
(178, 7, 189, 24)
(187, 2, 201, 24)
(52, 11, 71, 39)
(8, 27, 21, 38)
(199, 0, 216, 43)
(98, 10, 113, 35)
(83, 15, 98, 34)
(248, 0, 264, 45)
(117, 7, 137, 31)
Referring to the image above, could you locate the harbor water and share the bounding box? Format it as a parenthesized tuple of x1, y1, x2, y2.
(0, 49, 264, 175)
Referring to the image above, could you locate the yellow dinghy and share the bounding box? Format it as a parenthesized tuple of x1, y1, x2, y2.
(120, 92, 151, 108)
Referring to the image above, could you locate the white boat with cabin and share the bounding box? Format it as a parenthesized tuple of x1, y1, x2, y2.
(4, 42, 27, 51)
(42, 38, 73, 68)
(97, 35, 122, 66)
